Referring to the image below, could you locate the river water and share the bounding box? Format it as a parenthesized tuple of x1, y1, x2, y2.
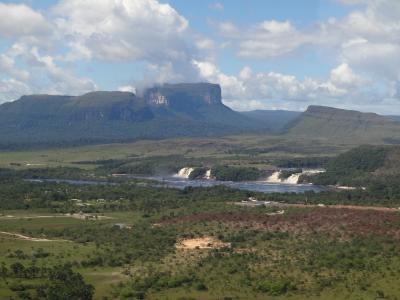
(25, 176, 326, 193)
(143, 176, 326, 193)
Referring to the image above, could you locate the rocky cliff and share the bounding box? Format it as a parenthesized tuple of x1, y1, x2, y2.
(144, 83, 222, 110)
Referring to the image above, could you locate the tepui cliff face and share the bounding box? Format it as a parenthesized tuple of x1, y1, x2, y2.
(144, 83, 222, 109)
(0, 82, 263, 147)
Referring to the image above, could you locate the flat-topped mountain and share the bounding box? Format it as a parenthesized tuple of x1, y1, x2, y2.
(144, 83, 222, 108)
(2, 84, 400, 149)
(0, 83, 265, 148)
(286, 105, 400, 142)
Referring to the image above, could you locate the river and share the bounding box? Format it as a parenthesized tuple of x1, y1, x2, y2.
(25, 176, 326, 193)
(142, 176, 326, 193)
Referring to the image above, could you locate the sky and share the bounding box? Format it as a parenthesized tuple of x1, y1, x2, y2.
(0, 0, 400, 114)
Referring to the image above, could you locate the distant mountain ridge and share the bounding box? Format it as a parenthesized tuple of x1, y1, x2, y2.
(1, 85, 400, 149)
(0, 83, 266, 149)
(387, 115, 400, 122)
(286, 105, 400, 143)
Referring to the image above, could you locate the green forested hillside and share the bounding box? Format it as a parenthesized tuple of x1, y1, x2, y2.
(286, 105, 400, 143)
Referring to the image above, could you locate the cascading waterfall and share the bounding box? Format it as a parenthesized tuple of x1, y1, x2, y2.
(175, 167, 213, 180)
(265, 169, 325, 185)
(176, 167, 195, 179)
(265, 171, 301, 184)
(284, 173, 302, 184)
(265, 171, 282, 183)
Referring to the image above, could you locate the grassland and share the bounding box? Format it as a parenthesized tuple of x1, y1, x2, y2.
(1, 139, 400, 299)
(1, 200, 400, 299)
(0, 134, 358, 170)
(0, 210, 141, 299)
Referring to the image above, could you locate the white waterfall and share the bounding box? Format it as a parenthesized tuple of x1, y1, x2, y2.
(283, 173, 302, 184)
(265, 170, 305, 184)
(204, 169, 212, 179)
(265, 171, 282, 183)
(176, 167, 195, 179)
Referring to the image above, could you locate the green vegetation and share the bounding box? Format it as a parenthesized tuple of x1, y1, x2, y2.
(2, 140, 400, 299)
(0, 263, 94, 300)
(275, 156, 331, 168)
(311, 145, 390, 186)
(212, 165, 261, 181)
(188, 167, 208, 180)
(287, 105, 400, 143)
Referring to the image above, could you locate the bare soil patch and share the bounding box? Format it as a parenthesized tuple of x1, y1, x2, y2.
(176, 237, 231, 250)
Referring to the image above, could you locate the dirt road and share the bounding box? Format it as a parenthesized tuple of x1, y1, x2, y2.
(0, 231, 68, 242)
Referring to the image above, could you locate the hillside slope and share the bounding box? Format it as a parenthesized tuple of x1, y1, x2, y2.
(286, 105, 400, 143)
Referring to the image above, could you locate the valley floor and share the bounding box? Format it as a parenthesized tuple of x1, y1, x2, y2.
(1, 203, 400, 299)
(1, 139, 400, 299)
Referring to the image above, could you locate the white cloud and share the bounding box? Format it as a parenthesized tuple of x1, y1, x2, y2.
(217, 19, 309, 58)
(0, 54, 30, 81)
(118, 85, 136, 94)
(51, 0, 205, 90)
(52, 0, 190, 62)
(0, 0, 203, 102)
(0, 0, 399, 113)
(329, 63, 365, 89)
(0, 79, 32, 103)
(194, 60, 372, 111)
(27, 47, 97, 95)
(0, 3, 51, 39)
(258, 20, 293, 34)
(210, 0, 400, 111)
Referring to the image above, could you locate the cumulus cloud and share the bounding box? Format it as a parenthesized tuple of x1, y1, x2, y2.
(51, 0, 205, 89)
(53, 0, 190, 62)
(217, 19, 309, 58)
(194, 60, 372, 111)
(118, 85, 136, 94)
(0, 0, 399, 113)
(209, 0, 400, 111)
(0, 3, 51, 39)
(329, 63, 365, 90)
(0, 0, 203, 102)
(0, 79, 32, 103)
(27, 47, 97, 95)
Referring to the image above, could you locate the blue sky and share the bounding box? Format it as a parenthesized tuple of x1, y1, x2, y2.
(0, 0, 399, 113)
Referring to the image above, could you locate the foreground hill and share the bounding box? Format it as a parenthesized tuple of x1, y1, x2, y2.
(0, 83, 265, 149)
(286, 105, 400, 143)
